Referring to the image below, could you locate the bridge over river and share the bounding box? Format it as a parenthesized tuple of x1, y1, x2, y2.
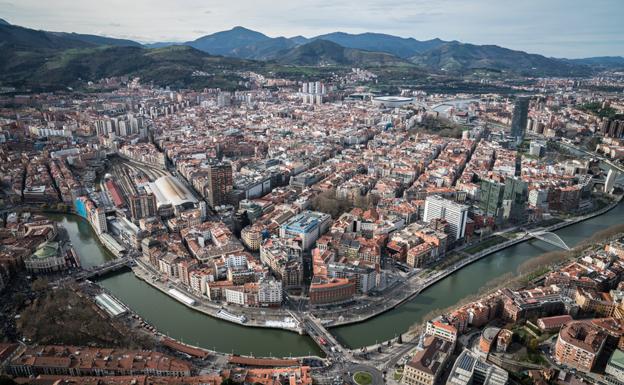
(46, 197, 624, 357)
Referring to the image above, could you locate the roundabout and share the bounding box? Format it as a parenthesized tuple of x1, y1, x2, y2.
(352, 371, 373, 385)
(345, 364, 384, 385)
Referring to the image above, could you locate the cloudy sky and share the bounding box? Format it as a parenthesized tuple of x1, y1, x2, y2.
(1, 0, 622, 58)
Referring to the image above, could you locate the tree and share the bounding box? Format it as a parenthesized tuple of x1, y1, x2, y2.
(31, 277, 49, 293)
(310, 189, 354, 218)
(528, 338, 539, 353)
(221, 379, 237, 385)
(397, 334, 403, 344)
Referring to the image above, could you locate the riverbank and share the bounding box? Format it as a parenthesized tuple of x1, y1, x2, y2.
(96, 194, 623, 335)
(40, 194, 624, 355)
(89, 283, 326, 363)
(324, 194, 623, 328)
(130, 259, 306, 334)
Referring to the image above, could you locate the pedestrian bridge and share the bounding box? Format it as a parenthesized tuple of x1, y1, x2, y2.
(527, 230, 571, 251)
(76, 257, 132, 280)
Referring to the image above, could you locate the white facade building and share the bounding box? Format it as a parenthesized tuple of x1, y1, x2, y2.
(423, 195, 469, 241)
(224, 287, 245, 306)
(258, 279, 283, 306)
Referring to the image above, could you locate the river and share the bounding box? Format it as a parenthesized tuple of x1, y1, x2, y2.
(48, 201, 624, 357)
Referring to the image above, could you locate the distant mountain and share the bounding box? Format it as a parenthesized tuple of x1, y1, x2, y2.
(410, 42, 592, 76)
(274, 39, 411, 66)
(231, 36, 298, 60)
(0, 45, 261, 90)
(143, 42, 177, 49)
(52, 32, 141, 47)
(175, 28, 447, 60)
(143, 26, 612, 76)
(565, 56, 624, 69)
(289, 35, 309, 45)
(0, 23, 95, 50)
(185, 26, 271, 56)
(0, 21, 615, 88)
(311, 32, 446, 58)
(0, 22, 140, 51)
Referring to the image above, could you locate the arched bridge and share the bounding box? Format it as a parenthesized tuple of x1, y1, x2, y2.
(527, 230, 571, 251)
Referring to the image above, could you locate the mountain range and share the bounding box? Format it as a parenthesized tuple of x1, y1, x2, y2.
(166, 26, 448, 61)
(1, 19, 623, 89)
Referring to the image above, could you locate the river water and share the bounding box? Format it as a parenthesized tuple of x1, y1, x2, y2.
(48, 201, 624, 357)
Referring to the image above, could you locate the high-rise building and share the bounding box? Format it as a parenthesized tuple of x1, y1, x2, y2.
(510, 97, 529, 144)
(129, 189, 157, 220)
(423, 196, 469, 241)
(479, 177, 527, 224)
(93, 207, 107, 234)
(605, 169, 618, 194)
(502, 177, 528, 223)
(217, 92, 232, 107)
(205, 162, 233, 208)
(478, 179, 505, 220)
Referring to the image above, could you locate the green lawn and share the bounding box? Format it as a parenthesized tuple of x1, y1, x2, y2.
(463, 235, 507, 255)
(353, 371, 373, 385)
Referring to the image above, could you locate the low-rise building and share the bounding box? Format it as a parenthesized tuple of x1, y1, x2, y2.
(279, 210, 331, 250)
(24, 241, 67, 274)
(426, 317, 458, 344)
(537, 315, 573, 332)
(309, 277, 355, 306)
(8, 345, 192, 377)
(402, 336, 453, 385)
(606, 349, 624, 385)
(446, 349, 508, 385)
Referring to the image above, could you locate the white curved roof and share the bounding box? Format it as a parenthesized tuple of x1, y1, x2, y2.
(151, 176, 197, 207)
(373, 96, 413, 102)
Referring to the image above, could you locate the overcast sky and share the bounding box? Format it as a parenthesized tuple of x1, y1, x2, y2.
(1, 0, 622, 58)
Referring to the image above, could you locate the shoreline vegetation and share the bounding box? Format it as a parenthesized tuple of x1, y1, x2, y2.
(409, 222, 624, 335)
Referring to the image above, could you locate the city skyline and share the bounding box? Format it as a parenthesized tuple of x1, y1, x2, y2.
(1, 0, 623, 58)
(2, 2, 624, 384)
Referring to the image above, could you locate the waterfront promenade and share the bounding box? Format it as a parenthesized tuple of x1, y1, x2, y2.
(131, 258, 306, 333)
(105, 193, 623, 343)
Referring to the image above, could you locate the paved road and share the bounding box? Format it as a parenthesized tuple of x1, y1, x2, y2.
(345, 364, 384, 385)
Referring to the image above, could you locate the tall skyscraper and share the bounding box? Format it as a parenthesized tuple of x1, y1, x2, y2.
(478, 179, 505, 219)
(510, 97, 530, 144)
(423, 195, 469, 241)
(605, 169, 618, 194)
(502, 177, 528, 223)
(478, 177, 528, 224)
(206, 162, 233, 208)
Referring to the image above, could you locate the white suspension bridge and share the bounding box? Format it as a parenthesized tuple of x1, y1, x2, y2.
(526, 230, 571, 251)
